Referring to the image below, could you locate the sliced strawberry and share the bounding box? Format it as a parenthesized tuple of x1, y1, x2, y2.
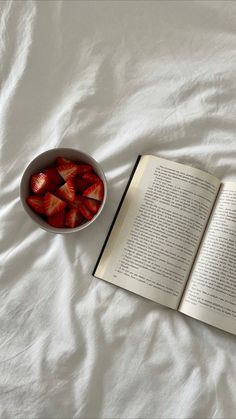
(76, 164, 93, 175)
(26, 195, 45, 215)
(56, 179, 75, 202)
(82, 173, 100, 184)
(69, 195, 100, 216)
(30, 172, 49, 194)
(83, 181, 104, 201)
(47, 183, 58, 193)
(65, 208, 84, 228)
(74, 177, 89, 192)
(77, 203, 93, 221)
(47, 210, 65, 228)
(43, 167, 62, 185)
(83, 197, 101, 214)
(56, 156, 72, 166)
(57, 162, 79, 181)
(68, 194, 83, 209)
(44, 192, 67, 216)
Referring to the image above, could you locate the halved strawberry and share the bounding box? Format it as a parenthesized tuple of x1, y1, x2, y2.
(83, 197, 101, 214)
(68, 194, 83, 209)
(44, 192, 67, 216)
(43, 167, 62, 185)
(77, 203, 93, 221)
(30, 172, 49, 194)
(76, 164, 93, 175)
(82, 173, 100, 184)
(56, 156, 72, 166)
(57, 162, 79, 181)
(83, 181, 104, 201)
(56, 179, 75, 202)
(65, 208, 84, 228)
(48, 210, 65, 228)
(74, 177, 89, 192)
(26, 196, 45, 215)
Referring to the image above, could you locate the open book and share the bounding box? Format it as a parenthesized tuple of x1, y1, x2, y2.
(93, 155, 236, 335)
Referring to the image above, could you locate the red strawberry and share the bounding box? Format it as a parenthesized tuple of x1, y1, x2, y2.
(77, 203, 93, 220)
(74, 177, 89, 192)
(30, 172, 49, 194)
(83, 197, 101, 214)
(76, 164, 93, 175)
(57, 162, 79, 181)
(48, 210, 65, 228)
(69, 195, 99, 217)
(56, 179, 75, 202)
(47, 183, 58, 193)
(68, 194, 83, 209)
(65, 208, 84, 228)
(56, 156, 72, 166)
(82, 173, 100, 184)
(43, 168, 62, 185)
(26, 196, 45, 215)
(83, 181, 104, 201)
(44, 192, 67, 216)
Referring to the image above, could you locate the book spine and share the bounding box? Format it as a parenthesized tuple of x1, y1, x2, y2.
(92, 155, 142, 276)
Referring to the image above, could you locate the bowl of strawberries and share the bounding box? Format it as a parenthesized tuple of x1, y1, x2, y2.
(20, 148, 107, 233)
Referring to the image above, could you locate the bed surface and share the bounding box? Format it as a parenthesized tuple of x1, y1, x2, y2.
(1, 1, 236, 417)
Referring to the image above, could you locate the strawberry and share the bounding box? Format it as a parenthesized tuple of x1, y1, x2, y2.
(56, 179, 75, 202)
(26, 196, 45, 215)
(82, 173, 100, 184)
(68, 194, 84, 209)
(76, 164, 93, 175)
(77, 203, 93, 220)
(44, 192, 67, 216)
(43, 167, 62, 185)
(56, 156, 72, 166)
(65, 208, 84, 228)
(74, 177, 89, 192)
(83, 197, 100, 214)
(83, 181, 104, 201)
(69, 195, 99, 216)
(30, 172, 49, 194)
(48, 210, 65, 228)
(57, 162, 79, 181)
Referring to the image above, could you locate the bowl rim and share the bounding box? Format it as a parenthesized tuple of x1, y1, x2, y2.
(20, 148, 107, 234)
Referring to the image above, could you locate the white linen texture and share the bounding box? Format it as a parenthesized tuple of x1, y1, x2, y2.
(1, 1, 236, 418)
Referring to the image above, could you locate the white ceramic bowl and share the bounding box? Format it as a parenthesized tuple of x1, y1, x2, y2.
(20, 148, 107, 234)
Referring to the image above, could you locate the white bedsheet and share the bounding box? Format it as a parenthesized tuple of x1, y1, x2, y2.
(1, 1, 236, 418)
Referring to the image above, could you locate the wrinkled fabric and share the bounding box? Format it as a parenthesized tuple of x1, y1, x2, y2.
(1, 1, 236, 418)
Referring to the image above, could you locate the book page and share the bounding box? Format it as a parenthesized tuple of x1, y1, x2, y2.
(94, 155, 220, 309)
(180, 182, 236, 335)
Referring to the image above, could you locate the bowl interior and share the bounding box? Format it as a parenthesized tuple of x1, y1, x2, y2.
(20, 148, 107, 234)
